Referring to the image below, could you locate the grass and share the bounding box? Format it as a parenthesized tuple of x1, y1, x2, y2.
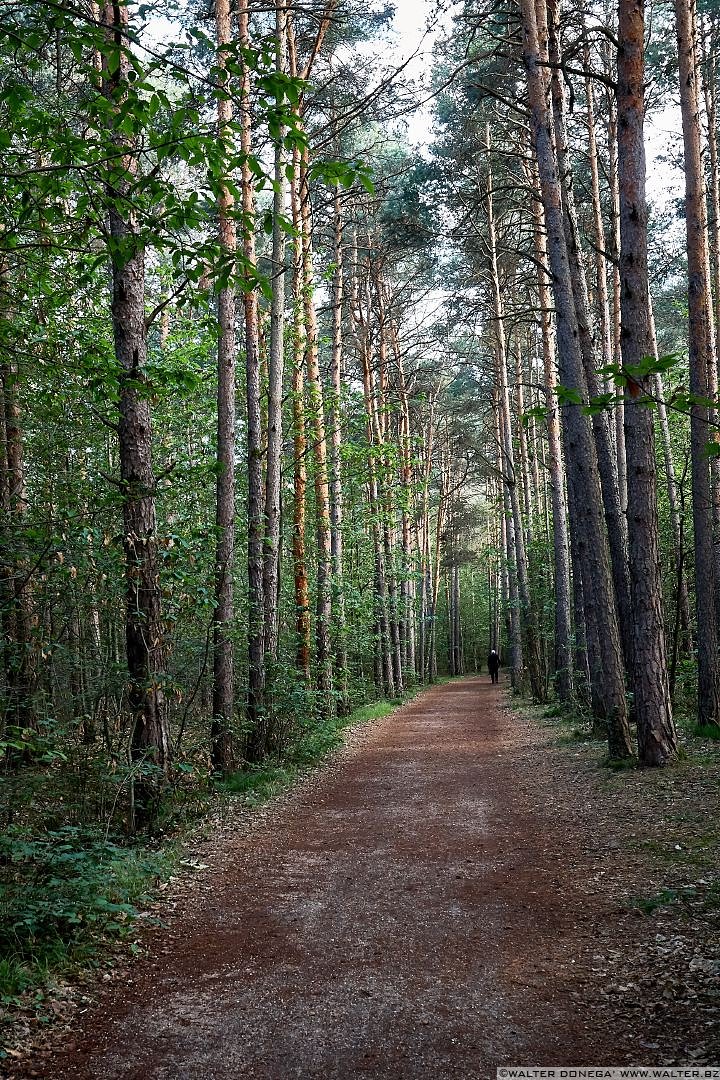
(630, 880, 720, 916)
(693, 723, 720, 741)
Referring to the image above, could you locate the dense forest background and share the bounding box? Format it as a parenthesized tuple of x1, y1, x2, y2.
(2, 0, 720, 1019)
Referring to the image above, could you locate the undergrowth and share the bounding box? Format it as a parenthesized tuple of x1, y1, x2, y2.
(0, 825, 177, 1037)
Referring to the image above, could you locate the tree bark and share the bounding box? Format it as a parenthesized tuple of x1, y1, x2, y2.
(675, 0, 720, 728)
(521, 0, 632, 758)
(240, 1, 266, 760)
(328, 186, 349, 712)
(262, 0, 289, 672)
(299, 152, 333, 707)
(547, 0, 634, 678)
(210, 0, 237, 775)
(101, 2, 170, 817)
(617, 0, 677, 764)
(528, 167, 573, 703)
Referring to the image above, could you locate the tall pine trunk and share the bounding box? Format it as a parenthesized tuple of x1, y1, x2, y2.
(210, 0, 237, 774)
(263, 0, 289, 672)
(521, 0, 631, 758)
(675, 0, 720, 728)
(101, 2, 169, 817)
(240, 1, 266, 759)
(617, 0, 677, 764)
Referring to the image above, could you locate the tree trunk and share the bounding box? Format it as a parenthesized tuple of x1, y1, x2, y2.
(101, 4, 170, 814)
(608, 85, 628, 509)
(289, 146, 311, 682)
(263, 0, 289, 672)
(328, 186, 349, 712)
(486, 142, 544, 701)
(675, 0, 720, 728)
(528, 164, 573, 703)
(649, 298, 692, 660)
(617, 0, 677, 764)
(210, 0, 237, 775)
(299, 151, 333, 707)
(521, 0, 632, 758)
(240, 2, 266, 760)
(547, 0, 634, 678)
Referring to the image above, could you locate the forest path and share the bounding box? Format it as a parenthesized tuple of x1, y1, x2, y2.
(39, 678, 632, 1078)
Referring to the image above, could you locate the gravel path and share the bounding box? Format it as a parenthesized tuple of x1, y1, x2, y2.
(28, 678, 657, 1078)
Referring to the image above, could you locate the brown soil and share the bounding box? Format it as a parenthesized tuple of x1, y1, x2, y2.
(9, 678, 720, 1078)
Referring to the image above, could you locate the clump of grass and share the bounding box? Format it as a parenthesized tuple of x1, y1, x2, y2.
(693, 723, 720, 741)
(630, 881, 720, 916)
(557, 727, 593, 745)
(221, 766, 293, 803)
(602, 754, 639, 771)
(542, 703, 566, 720)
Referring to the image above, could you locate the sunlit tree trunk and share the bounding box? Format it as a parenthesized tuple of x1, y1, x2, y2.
(547, 0, 633, 678)
(374, 269, 404, 694)
(239, 1, 265, 758)
(528, 167, 573, 703)
(486, 145, 544, 701)
(289, 145, 311, 682)
(393, 339, 417, 677)
(299, 153, 333, 707)
(494, 394, 523, 690)
(328, 185, 349, 712)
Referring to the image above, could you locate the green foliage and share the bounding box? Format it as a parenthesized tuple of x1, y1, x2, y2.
(0, 826, 175, 1004)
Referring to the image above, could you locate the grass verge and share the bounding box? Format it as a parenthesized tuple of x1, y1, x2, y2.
(221, 693, 419, 806)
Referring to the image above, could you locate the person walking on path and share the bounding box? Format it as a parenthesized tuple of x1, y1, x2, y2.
(487, 649, 500, 684)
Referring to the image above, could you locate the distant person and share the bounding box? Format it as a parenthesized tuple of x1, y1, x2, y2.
(487, 649, 500, 684)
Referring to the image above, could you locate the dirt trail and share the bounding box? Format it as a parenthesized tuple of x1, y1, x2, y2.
(30, 679, 645, 1078)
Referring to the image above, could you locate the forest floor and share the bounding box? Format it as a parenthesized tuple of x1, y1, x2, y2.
(5, 676, 720, 1079)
